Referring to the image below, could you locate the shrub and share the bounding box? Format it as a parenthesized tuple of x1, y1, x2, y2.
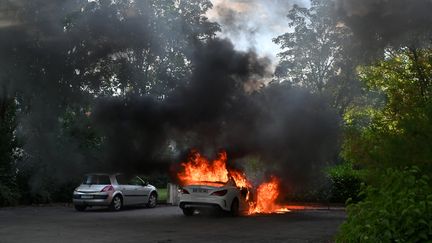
(327, 161, 364, 203)
(337, 167, 432, 242)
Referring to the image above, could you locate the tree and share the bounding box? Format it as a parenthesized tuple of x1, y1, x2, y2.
(66, 0, 219, 98)
(0, 0, 220, 202)
(343, 48, 432, 170)
(274, 0, 359, 113)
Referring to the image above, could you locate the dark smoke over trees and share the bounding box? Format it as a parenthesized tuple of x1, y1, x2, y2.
(0, 0, 340, 202)
(94, 38, 340, 187)
(334, 0, 432, 51)
(274, 0, 363, 115)
(0, 0, 221, 201)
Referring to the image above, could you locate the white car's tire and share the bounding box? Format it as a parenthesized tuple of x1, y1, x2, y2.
(230, 198, 239, 217)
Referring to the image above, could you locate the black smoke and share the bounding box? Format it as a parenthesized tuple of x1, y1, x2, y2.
(0, 0, 340, 192)
(93, 38, 340, 188)
(334, 0, 432, 50)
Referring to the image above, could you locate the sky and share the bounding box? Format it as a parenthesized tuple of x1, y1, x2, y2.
(207, 0, 310, 62)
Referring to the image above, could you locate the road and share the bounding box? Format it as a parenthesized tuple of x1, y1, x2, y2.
(0, 205, 346, 243)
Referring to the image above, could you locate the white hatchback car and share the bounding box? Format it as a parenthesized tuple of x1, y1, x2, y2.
(179, 179, 250, 216)
(73, 173, 158, 211)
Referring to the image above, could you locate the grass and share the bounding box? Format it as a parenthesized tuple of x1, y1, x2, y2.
(157, 188, 167, 203)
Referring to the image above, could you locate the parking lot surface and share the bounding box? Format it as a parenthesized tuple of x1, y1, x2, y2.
(0, 205, 346, 243)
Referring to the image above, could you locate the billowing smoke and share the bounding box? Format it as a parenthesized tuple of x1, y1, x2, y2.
(0, 0, 340, 192)
(334, 0, 432, 49)
(94, 37, 340, 188)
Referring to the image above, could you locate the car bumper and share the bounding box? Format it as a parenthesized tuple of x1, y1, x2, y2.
(179, 195, 229, 211)
(72, 192, 112, 206)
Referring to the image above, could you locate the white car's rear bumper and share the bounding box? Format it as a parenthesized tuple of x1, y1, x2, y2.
(179, 194, 230, 211)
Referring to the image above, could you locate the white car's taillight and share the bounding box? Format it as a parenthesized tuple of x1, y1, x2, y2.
(211, 189, 227, 196)
(101, 185, 114, 192)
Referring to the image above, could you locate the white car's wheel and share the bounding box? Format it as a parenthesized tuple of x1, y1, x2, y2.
(110, 195, 123, 211)
(230, 198, 239, 217)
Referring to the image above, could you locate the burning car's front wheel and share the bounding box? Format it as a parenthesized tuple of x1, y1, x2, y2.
(182, 208, 194, 216)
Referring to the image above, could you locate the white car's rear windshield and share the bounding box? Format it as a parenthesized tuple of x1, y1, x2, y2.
(186, 181, 226, 187)
(82, 175, 111, 185)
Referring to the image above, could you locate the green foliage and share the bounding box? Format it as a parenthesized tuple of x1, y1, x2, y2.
(143, 173, 169, 189)
(327, 162, 364, 203)
(343, 48, 432, 169)
(337, 167, 432, 242)
(157, 188, 168, 203)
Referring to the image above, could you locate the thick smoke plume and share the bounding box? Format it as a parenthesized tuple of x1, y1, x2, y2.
(335, 0, 432, 49)
(0, 0, 340, 192)
(94, 37, 340, 188)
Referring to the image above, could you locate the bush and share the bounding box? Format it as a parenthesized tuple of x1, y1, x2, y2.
(0, 183, 20, 206)
(337, 167, 432, 242)
(327, 162, 364, 203)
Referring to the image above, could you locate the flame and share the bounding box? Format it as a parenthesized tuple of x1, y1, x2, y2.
(177, 150, 251, 189)
(177, 150, 297, 215)
(229, 170, 252, 189)
(177, 150, 229, 185)
(247, 177, 290, 215)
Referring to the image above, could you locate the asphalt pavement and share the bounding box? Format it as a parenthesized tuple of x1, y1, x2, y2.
(0, 205, 346, 243)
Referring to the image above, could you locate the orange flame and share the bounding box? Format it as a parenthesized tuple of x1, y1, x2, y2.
(247, 177, 290, 215)
(177, 150, 295, 215)
(177, 150, 251, 189)
(177, 150, 229, 185)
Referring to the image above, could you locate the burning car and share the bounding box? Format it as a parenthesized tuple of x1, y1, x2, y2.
(177, 150, 295, 216)
(179, 179, 251, 216)
(73, 173, 158, 211)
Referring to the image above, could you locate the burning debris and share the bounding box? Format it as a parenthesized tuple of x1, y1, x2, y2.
(177, 150, 304, 215)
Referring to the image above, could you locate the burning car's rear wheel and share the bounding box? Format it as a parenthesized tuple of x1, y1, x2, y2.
(182, 208, 194, 216)
(74, 205, 87, 212)
(230, 198, 239, 217)
(110, 195, 123, 211)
